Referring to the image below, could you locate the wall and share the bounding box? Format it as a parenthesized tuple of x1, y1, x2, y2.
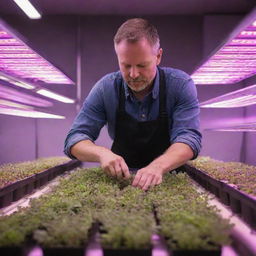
(0, 115, 36, 163)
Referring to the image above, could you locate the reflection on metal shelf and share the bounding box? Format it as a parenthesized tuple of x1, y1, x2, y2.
(204, 122, 256, 132)
(191, 8, 256, 84)
(0, 19, 73, 84)
(200, 84, 256, 108)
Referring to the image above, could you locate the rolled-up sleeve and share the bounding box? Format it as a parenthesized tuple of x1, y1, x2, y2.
(170, 78, 202, 159)
(64, 79, 107, 159)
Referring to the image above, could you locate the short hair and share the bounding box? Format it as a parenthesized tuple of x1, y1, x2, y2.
(114, 18, 160, 51)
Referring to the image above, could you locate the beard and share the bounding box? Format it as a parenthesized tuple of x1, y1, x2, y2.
(127, 79, 149, 92)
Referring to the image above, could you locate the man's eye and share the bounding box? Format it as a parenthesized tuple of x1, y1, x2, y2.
(138, 65, 146, 68)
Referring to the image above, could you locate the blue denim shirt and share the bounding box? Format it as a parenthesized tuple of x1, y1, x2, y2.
(64, 67, 202, 159)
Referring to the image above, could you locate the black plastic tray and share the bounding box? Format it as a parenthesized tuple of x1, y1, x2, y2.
(184, 164, 256, 229)
(0, 160, 82, 209)
(0, 247, 222, 256)
(43, 247, 84, 256)
(103, 248, 151, 256)
(171, 250, 221, 256)
(0, 246, 84, 256)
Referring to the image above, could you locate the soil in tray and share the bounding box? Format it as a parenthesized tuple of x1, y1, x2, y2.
(0, 169, 232, 255)
(0, 160, 82, 209)
(185, 164, 256, 229)
(0, 157, 71, 189)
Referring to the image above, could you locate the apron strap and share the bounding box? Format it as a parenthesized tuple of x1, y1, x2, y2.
(158, 67, 168, 119)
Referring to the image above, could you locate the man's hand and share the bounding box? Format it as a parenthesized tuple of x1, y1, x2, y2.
(99, 151, 130, 179)
(132, 165, 163, 191)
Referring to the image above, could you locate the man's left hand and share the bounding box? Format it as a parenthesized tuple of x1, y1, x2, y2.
(132, 166, 163, 191)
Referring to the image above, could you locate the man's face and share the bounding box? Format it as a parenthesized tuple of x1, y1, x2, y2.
(115, 38, 162, 93)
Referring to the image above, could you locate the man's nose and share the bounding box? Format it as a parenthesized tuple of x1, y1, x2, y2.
(129, 67, 139, 79)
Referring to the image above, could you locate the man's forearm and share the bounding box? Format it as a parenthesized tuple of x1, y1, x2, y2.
(148, 142, 194, 174)
(70, 140, 111, 162)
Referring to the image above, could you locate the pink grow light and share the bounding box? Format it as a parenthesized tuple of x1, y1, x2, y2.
(0, 19, 74, 85)
(191, 8, 256, 84)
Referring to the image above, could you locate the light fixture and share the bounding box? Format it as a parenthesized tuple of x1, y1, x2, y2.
(0, 19, 74, 85)
(205, 122, 256, 132)
(191, 8, 256, 84)
(12, 0, 41, 19)
(0, 99, 33, 110)
(200, 84, 256, 108)
(0, 85, 52, 107)
(11, 81, 35, 90)
(0, 75, 10, 82)
(36, 89, 75, 104)
(0, 107, 65, 119)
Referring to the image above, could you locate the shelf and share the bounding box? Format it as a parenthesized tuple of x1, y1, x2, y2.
(200, 84, 256, 108)
(191, 7, 256, 84)
(0, 19, 73, 85)
(204, 122, 256, 132)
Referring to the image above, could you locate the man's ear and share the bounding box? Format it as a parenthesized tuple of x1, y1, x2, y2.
(156, 48, 163, 65)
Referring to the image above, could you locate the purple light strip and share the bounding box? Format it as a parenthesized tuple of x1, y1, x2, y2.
(0, 20, 74, 85)
(0, 38, 22, 45)
(200, 84, 256, 108)
(191, 10, 256, 84)
(0, 84, 53, 107)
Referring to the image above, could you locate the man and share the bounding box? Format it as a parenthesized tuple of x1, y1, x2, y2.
(64, 18, 202, 191)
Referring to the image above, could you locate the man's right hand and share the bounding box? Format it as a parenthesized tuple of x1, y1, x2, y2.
(71, 140, 130, 179)
(99, 151, 130, 179)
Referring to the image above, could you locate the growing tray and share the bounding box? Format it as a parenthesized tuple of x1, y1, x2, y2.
(103, 249, 151, 256)
(0, 246, 84, 256)
(0, 160, 82, 209)
(0, 245, 223, 256)
(171, 250, 221, 256)
(184, 164, 256, 229)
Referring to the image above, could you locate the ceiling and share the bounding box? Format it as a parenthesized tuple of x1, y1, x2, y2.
(0, 0, 255, 16)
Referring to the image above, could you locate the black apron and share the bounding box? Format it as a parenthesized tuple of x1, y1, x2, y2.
(111, 67, 170, 169)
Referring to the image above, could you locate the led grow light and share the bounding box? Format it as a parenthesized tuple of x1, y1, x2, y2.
(12, 0, 41, 19)
(36, 89, 75, 103)
(0, 71, 36, 89)
(0, 19, 74, 85)
(11, 81, 35, 89)
(200, 84, 256, 108)
(0, 99, 33, 110)
(191, 8, 256, 84)
(0, 85, 52, 107)
(0, 107, 65, 119)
